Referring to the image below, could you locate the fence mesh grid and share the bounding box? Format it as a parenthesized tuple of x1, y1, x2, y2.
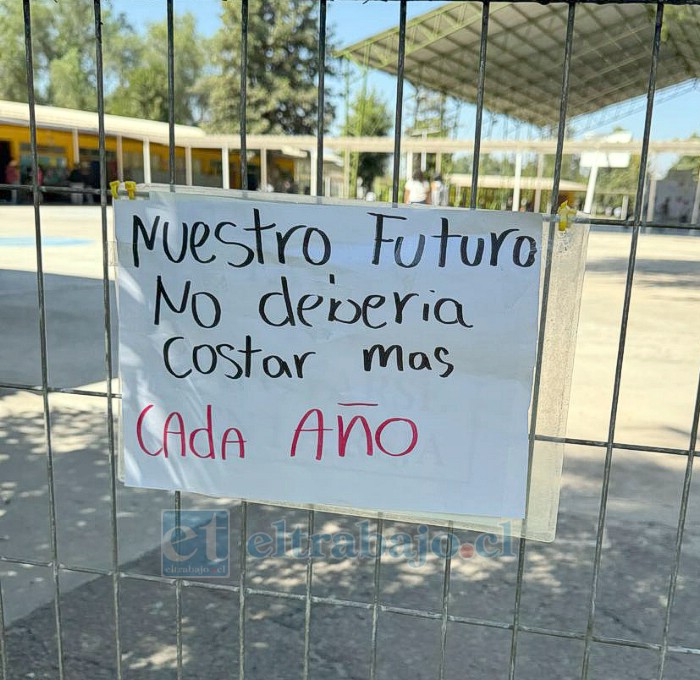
(0, 1, 699, 679)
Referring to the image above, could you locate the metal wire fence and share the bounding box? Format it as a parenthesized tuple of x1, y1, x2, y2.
(0, 0, 699, 678)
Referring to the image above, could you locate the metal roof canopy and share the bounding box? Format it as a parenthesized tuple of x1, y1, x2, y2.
(337, 2, 700, 127)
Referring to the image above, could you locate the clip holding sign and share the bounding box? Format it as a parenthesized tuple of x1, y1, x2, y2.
(124, 181, 137, 200)
(110, 180, 138, 200)
(557, 201, 577, 232)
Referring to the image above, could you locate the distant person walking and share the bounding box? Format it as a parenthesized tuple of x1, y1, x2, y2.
(431, 173, 448, 207)
(28, 165, 44, 203)
(68, 163, 85, 205)
(404, 170, 430, 205)
(4, 159, 19, 204)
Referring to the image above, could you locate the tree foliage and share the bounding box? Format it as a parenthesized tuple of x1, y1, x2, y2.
(406, 86, 459, 176)
(342, 87, 392, 194)
(667, 134, 700, 178)
(0, 0, 334, 132)
(408, 87, 451, 136)
(0, 1, 201, 124)
(203, 0, 334, 134)
(0, 2, 48, 103)
(0, 0, 136, 111)
(107, 14, 205, 125)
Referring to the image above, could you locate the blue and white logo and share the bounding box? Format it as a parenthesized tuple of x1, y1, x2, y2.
(161, 510, 230, 578)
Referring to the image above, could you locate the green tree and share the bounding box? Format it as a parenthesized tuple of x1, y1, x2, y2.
(107, 14, 205, 124)
(342, 87, 392, 196)
(50, 47, 99, 110)
(409, 87, 451, 137)
(596, 156, 642, 195)
(202, 0, 334, 134)
(665, 134, 700, 178)
(0, 0, 136, 111)
(0, 2, 51, 103)
(406, 86, 456, 176)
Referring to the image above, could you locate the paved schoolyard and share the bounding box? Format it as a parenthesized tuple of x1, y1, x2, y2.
(1, 205, 699, 678)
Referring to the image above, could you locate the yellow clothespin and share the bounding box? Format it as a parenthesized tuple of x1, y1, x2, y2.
(557, 201, 576, 232)
(124, 181, 137, 200)
(110, 180, 120, 199)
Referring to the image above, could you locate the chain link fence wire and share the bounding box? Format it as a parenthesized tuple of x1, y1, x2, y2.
(0, 1, 699, 678)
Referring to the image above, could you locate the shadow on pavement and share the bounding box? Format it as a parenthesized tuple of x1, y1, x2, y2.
(584, 256, 700, 289)
(3, 257, 700, 678)
(2, 447, 700, 678)
(0, 269, 118, 390)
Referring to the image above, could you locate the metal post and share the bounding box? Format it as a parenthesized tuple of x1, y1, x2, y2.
(22, 1, 65, 676)
(390, 0, 407, 204)
(92, 3, 122, 676)
(240, 0, 249, 190)
(509, 3, 577, 677)
(580, 4, 665, 676)
(315, 0, 327, 196)
(657, 374, 700, 677)
(470, 1, 490, 209)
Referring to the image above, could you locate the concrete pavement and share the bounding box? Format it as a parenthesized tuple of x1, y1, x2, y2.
(1, 205, 700, 678)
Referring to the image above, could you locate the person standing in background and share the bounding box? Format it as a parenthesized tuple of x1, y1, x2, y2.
(29, 164, 44, 203)
(431, 173, 448, 207)
(404, 170, 430, 205)
(68, 163, 85, 205)
(4, 159, 19, 204)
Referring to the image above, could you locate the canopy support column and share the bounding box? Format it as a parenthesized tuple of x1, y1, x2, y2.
(261, 149, 268, 191)
(116, 135, 123, 181)
(72, 128, 80, 166)
(310, 148, 318, 196)
(534, 153, 544, 212)
(512, 152, 522, 211)
(143, 139, 151, 184)
(185, 146, 192, 186)
(584, 163, 598, 214)
(691, 170, 700, 225)
(222, 146, 230, 189)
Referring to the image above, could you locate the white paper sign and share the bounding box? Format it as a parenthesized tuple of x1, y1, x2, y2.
(115, 193, 542, 518)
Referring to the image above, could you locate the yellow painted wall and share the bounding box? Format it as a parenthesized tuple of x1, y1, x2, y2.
(0, 123, 144, 167)
(0, 120, 305, 189)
